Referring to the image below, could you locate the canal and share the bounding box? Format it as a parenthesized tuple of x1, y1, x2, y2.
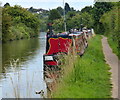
(0, 32, 47, 98)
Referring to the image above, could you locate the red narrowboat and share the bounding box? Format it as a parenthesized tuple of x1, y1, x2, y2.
(43, 30, 88, 68)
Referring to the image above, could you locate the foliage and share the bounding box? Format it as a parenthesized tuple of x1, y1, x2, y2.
(100, 6, 119, 58)
(67, 11, 76, 18)
(53, 12, 94, 32)
(81, 12, 94, 28)
(92, 2, 113, 34)
(52, 2, 114, 34)
(57, 7, 64, 16)
(93, 2, 113, 22)
(4, 3, 10, 7)
(65, 3, 71, 14)
(2, 5, 41, 42)
(53, 18, 64, 32)
(0, 3, 2, 40)
(107, 36, 119, 59)
(48, 9, 61, 21)
(81, 6, 93, 14)
(2, 12, 12, 42)
(71, 7, 76, 12)
(52, 35, 111, 98)
(66, 14, 81, 30)
(100, 6, 119, 35)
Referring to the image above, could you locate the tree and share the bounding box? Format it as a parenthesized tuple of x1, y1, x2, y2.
(81, 6, 93, 14)
(28, 7, 34, 12)
(92, 2, 113, 34)
(48, 9, 61, 21)
(100, 6, 119, 36)
(67, 11, 76, 18)
(2, 5, 41, 42)
(53, 18, 64, 32)
(81, 12, 94, 28)
(57, 6, 63, 16)
(2, 8, 12, 42)
(65, 3, 71, 14)
(4, 3, 10, 7)
(71, 7, 76, 11)
(93, 2, 113, 23)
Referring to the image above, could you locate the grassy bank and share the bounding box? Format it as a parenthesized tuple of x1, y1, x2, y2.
(107, 36, 119, 59)
(52, 35, 112, 98)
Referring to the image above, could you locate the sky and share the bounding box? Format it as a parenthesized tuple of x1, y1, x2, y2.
(1, 0, 94, 11)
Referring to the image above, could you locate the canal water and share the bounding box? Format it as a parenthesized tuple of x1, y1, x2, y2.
(0, 32, 47, 98)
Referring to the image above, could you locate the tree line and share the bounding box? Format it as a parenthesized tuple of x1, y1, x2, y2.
(2, 2, 120, 52)
(48, 2, 114, 33)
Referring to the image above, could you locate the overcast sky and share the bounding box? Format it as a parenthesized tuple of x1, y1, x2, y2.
(1, 0, 94, 10)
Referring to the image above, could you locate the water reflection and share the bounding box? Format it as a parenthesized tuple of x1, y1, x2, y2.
(0, 32, 47, 98)
(2, 37, 40, 73)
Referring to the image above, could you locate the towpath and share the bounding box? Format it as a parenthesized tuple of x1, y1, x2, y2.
(101, 36, 119, 98)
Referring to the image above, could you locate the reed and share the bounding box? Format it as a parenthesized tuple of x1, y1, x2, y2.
(4, 59, 44, 98)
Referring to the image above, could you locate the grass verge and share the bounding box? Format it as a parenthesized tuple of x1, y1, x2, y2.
(107, 36, 119, 59)
(52, 35, 112, 98)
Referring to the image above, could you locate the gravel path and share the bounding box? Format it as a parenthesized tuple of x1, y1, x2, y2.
(101, 36, 118, 98)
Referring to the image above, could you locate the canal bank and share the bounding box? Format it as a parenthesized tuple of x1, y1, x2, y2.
(51, 35, 112, 98)
(0, 32, 47, 98)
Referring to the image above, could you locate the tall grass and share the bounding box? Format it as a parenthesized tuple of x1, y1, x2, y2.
(6, 59, 24, 98)
(52, 35, 112, 98)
